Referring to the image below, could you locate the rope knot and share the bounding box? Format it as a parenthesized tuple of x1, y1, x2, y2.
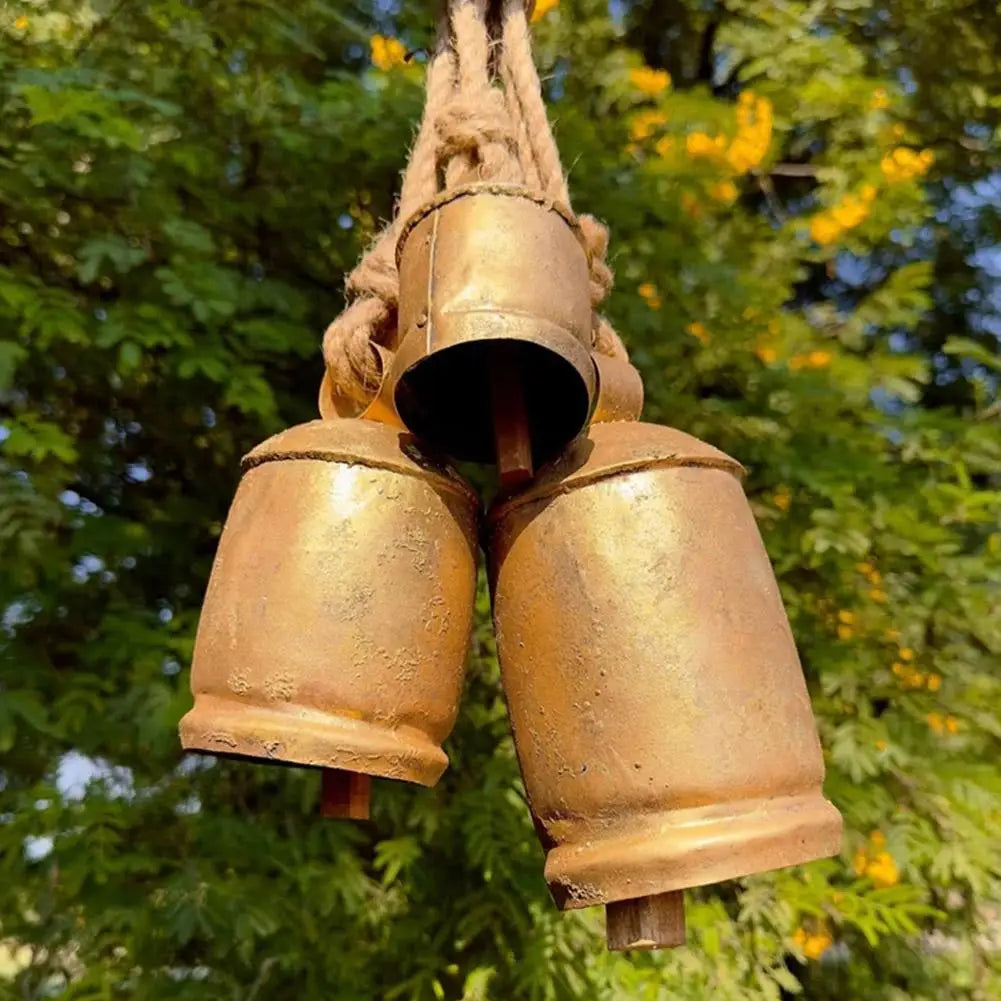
(322, 297, 393, 408)
(579, 214, 614, 306)
(346, 231, 399, 304)
(435, 89, 519, 180)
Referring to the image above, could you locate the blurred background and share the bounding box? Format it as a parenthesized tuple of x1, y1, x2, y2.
(1, 0, 999, 998)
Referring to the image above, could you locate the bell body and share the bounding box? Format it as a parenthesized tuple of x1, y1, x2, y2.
(180, 419, 479, 786)
(488, 422, 842, 909)
(391, 183, 596, 466)
(590, 353, 644, 424)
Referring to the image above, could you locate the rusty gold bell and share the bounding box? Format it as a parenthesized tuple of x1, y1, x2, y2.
(390, 183, 596, 466)
(488, 421, 842, 946)
(179, 418, 479, 789)
(590, 352, 644, 424)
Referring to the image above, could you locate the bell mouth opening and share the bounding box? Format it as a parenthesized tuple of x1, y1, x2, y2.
(394, 339, 594, 467)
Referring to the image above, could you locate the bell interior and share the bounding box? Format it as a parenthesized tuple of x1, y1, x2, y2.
(393, 339, 592, 466)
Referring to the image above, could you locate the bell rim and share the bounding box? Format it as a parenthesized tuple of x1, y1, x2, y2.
(240, 419, 479, 506)
(488, 421, 746, 523)
(544, 791, 843, 910)
(179, 698, 450, 787)
(389, 326, 598, 465)
(395, 181, 584, 267)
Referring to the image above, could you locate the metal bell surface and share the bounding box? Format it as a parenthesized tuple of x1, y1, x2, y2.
(488, 421, 842, 911)
(390, 183, 596, 466)
(179, 419, 479, 786)
(590, 352, 644, 424)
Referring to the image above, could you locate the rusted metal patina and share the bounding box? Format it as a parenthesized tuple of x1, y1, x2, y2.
(179, 418, 479, 787)
(390, 183, 596, 466)
(488, 421, 843, 940)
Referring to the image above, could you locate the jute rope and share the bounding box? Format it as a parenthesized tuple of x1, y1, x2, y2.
(322, 0, 626, 410)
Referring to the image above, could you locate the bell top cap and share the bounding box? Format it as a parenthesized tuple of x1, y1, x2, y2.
(395, 182, 584, 267)
(242, 419, 479, 504)
(490, 421, 746, 520)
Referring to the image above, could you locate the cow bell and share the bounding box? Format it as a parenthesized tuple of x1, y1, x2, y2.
(488, 422, 842, 942)
(179, 418, 479, 788)
(590, 352, 644, 424)
(390, 183, 596, 467)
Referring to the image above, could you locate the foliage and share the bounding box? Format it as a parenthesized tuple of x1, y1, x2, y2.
(1, 0, 1000, 999)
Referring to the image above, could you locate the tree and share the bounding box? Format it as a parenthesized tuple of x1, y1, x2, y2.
(1, 1, 999, 998)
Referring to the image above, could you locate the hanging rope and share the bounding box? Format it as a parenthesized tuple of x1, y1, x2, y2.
(322, 0, 625, 411)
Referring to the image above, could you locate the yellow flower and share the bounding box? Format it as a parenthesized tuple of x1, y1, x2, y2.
(870, 831, 886, 848)
(686, 131, 725, 158)
(875, 739, 888, 751)
(866, 851, 900, 888)
(880, 146, 935, 184)
(531, 0, 559, 21)
(774, 487, 792, 512)
(680, 191, 703, 219)
(927, 712, 944, 734)
(792, 927, 807, 946)
(803, 933, 833, 960)
(726, 92, 773, 172)
(809, 214, 842, 247)
(687, 321, 711, 345)
(14, 15, 29, 29)
(871, 87, 891, 110)
(629, 109, 668, 142)
(891, 662, 905, 677)
(638, 282, 662, 310)
(884, 627, 900, 641)
(811, 190, 872, 247)
(837, 624, 854, 641)
(852, 849, 869, 876)
(710, 180, 738, 204)
(899, 648, 914, 662)
(755, 344, 778, 364)
(831, 194, 870, 230)
(857, 562, 874, 575)
(945, 715, 960, 734)
(654, 135, 675, 158)
(791, 350, 833, 370)
(838, 610, 855, 624)
(629, 66, 671, 97)
(870, 588, 888, 603)
(370, 34, 407, 71)
(867, 568, 882, 584)
(927, 673, 942, 692)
